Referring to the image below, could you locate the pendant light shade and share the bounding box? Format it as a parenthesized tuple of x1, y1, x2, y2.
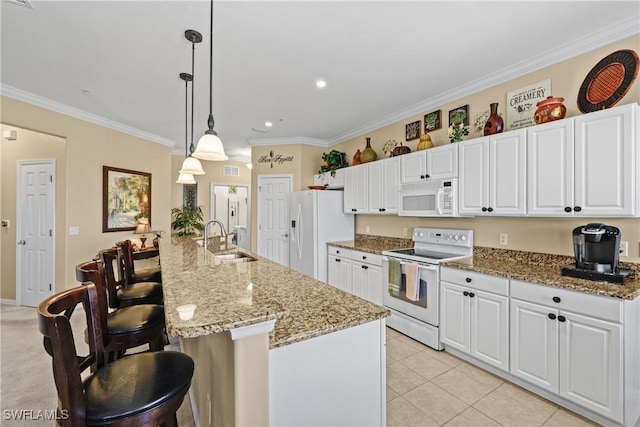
(192, 0, 228, 161)
(179, 156, 205, 175)
(176, 173, 196, 184)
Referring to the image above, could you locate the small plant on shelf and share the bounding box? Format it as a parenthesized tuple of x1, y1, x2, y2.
(318, 150, 349, 177)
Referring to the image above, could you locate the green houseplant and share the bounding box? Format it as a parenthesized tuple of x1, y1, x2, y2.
(171, 205, 205, 236)
(318, 150, 349, 177)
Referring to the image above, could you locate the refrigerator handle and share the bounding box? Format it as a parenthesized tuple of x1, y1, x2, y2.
(296, 205, 303, 259)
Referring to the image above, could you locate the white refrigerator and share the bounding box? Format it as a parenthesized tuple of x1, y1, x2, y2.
(289, 190, 354, 283)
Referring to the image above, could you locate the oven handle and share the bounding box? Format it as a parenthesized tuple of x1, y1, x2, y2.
(383, 256, 439, 271)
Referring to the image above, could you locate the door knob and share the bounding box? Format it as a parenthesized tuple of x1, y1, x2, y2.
(17, 240, 26, 245)
(281, 233, 289, 238)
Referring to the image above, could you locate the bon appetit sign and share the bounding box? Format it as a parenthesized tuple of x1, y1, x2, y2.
(258, 151, 294, 168)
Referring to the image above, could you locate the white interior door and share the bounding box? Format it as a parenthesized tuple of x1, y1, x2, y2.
(257, 175, 291, 266)
(17, 160, 55, 307)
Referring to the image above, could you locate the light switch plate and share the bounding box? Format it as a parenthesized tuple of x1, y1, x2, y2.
(69, 226, 80, 236)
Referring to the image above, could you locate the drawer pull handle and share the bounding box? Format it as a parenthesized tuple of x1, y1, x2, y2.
(463, 291, 469, 297)
(362, 265, 368, 270)
(548, 313, 557, 320)
(335, 259, 341, 262)
(465, 277, 472, 283)
(558, 315, 566, 322)
(552, 296, 561, 303)
(362, 256, 367, 260)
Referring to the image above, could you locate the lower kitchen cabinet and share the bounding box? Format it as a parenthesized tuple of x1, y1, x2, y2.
(327, 247, 352, 293)
(440, 268, 509, 371)
(327, 246, 383, 305)
(510, 280, 625, 423)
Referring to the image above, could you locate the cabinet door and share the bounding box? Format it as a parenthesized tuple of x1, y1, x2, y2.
(489, 129, 527, 215)
(559, 312, 623, 422)
(382, 157, 400, 213)
(368, 162, 384, 213)
(458, 138, 489, 215)
(400, 151, 427, 184)
(328, 255, 352, 293)
(440, 282, 470, 353)
(365, 264, 382, 305)
(574, 104, 637, 216)
(343, 164, 369, 214)
(427, 144, 458, 179)
(470, 289, 509, 371)
(510, 299, 558, 393)
(351, 261, 367, 300)
(527, 120, 575, 216)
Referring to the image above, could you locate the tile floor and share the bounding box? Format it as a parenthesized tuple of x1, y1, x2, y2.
(385, 327, 602, 427)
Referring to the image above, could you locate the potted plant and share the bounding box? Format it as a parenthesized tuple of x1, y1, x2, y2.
(171, 205, 205, 236)
(318, 150, 349, 177)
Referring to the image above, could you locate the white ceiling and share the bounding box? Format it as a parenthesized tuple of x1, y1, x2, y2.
(1, 1, 638, 163)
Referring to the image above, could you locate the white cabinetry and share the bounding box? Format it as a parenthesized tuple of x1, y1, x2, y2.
(440, 268, 509, 371)
(343, 164, 369, 214)
(510, 280, 625, 423)
(400, 144, 458, 184)
(368, 156, 400, 214)
(527, 103, 638, 216)
(313, 169, 345, 189)
(458, 129, 526, 216)
(351, 251, 383, 305)
(327, 246, 352, 293)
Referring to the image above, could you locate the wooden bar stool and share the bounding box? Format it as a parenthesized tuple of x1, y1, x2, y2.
(75, 260, 166, 361)
(38, 283, 193, 427)
(100, 247, 163, 309)
(116, 239, 162, 285)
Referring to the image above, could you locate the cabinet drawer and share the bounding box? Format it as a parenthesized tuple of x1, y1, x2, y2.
(328, 245, 352, 258)
(511, 280, 622, 323)
(352, 250, 382, 266)
(441, 267, 509, 296)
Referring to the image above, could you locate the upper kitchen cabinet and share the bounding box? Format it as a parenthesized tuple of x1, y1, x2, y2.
(400, 144, 458, 184)
(458, 129, 527, 216)
(343, 163, 369, 214)
(368, 156, 401, 214)
(528, 103, 638, 217)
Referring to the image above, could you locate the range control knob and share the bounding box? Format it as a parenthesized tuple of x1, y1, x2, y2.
(461, 235, 467, 241)
(454, 235, 460, 240)
(418, 232, 424, 237)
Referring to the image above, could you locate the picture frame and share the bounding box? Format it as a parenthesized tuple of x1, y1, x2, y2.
(405, 120, 421, 141)
(448, 105, 469, 127)
(423, 110, 442, 132)
(102, 166, 151, 233)
(183, 183, 198, 208)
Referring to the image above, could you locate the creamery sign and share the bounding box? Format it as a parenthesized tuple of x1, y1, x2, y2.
(507, 78, 551, 130)
(258, 151, 294, 168)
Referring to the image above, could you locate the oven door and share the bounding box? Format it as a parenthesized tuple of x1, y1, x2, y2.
(382, 256, 439, 326)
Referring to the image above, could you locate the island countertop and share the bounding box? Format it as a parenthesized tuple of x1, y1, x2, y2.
(159, 236, 389, 348)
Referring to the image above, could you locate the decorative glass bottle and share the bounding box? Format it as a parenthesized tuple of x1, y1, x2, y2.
(483, 102, 504, 136)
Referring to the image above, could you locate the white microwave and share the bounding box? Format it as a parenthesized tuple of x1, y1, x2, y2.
(398, 178, 457, 217)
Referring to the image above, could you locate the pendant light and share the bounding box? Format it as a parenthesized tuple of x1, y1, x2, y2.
(176, 72, 196, 185)
(192, 0, 228, 161)
(179, 30, 205, 175)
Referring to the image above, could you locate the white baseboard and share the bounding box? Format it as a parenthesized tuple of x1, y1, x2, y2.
(0, 299, 16, 305)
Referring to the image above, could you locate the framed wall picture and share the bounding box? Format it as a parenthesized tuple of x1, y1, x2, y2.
(405, 120, 421, 141)
(102, 166, 151, 233)
(448, 105, 469, 127)
(183, 183, 198, 208)
(424, 110, 441, 132)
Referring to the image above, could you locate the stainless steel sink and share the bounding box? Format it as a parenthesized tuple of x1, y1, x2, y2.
(215, 252, 258, 263)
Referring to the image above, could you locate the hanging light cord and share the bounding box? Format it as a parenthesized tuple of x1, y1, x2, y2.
(184, 75, 189, 158)
(206, 0, 216, 135)
(190, 35, 196, 155)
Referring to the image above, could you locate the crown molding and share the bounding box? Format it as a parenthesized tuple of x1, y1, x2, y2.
(1, 85, 176, 147)
(247, 136, 329, 147)
(327, 15, 640, 146)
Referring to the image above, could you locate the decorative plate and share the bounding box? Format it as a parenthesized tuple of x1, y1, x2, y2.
(577, 49, 639, 113)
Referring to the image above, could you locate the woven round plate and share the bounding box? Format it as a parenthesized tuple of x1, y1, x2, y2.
(577, 49, 639, 113)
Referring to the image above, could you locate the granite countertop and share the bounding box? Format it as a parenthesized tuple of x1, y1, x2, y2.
(328, 234, 413, 255)
(444, 247, 640, 300)
(159, 236, 389, 348)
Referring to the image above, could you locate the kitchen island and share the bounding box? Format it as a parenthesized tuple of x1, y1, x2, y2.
(159, 236, 389, 426)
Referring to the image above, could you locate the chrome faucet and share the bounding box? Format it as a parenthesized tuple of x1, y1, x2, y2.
(203, 219, 227, 251)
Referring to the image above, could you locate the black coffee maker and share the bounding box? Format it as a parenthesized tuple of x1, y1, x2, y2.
(561, 223, 633, 283)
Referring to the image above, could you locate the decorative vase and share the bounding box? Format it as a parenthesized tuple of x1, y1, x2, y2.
(534, 96, 567, 124)
(483, 102, 504, 136)
(360, 137, 377, 163)
(352, 149, 361, 165)
(417, 133, 434, 151)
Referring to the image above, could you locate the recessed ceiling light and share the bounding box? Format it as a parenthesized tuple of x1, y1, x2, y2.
(316, 80, 327, 88)
(265, 121, 273, 127)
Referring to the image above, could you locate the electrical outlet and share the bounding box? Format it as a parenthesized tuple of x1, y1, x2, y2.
(499, 233, 508, 245)
(619, 240, 628, 257)
(402, 227, 408, 237)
